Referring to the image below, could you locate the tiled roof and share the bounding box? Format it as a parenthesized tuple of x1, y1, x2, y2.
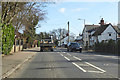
(92, 24, 109, 36)
(87, 27, 99, 33)
(85, 25, 99, 31)
(113, 26, 120, 33)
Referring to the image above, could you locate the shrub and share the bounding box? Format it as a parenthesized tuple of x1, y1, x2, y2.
(2, 24, 15, 55)
(95, 39, 119, 55)
(37, 41, 40, 47)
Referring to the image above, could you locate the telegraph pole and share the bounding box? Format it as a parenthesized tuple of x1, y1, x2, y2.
(68, 21, 70, 43)
(60, 28, 61, 47)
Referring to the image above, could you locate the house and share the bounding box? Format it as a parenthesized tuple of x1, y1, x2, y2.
(112, 25, 120, 40)
(85, 18, 120, 47)
(87, 27, 99, 46)
(10, 31, 23, 53)
(82, 24, 99, 47)
(92, 19, 120, 43)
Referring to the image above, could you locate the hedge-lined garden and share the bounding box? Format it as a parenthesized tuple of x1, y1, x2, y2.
(2, 24, 15, 55)
(94, 39, 120, 55)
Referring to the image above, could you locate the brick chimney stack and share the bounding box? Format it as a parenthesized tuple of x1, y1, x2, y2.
(99, 18, 104, 26)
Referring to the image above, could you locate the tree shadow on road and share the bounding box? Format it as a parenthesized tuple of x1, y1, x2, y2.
(31, 67, 68, 70)
(23, 50, 40, 52)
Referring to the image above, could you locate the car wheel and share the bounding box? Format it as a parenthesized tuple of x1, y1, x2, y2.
(79, 50, 82, 53)
(67, 49, 69, 51)
(40, 49, 43, 52)
(51, 49, 53, 51)
(70, 49, 73, 52)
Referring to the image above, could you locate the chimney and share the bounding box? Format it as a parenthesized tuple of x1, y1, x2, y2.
(99, 18, 104, 26)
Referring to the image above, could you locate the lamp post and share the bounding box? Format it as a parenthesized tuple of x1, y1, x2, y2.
(78, 18, 85, 27)
(78, 18, 86, 49)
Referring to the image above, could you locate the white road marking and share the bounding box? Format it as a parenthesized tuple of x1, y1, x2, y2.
(64, 56, 70, 61)
(94, 55, 118, 59)
(72, 62, 87, 72)
(73, 56, 82, 61)
(85, 62, 106, 73)
(87, 71, 104, 73)
(60, 53, 63, 56)
(59, 51, 106, 73)
(67, 53, 71, 56)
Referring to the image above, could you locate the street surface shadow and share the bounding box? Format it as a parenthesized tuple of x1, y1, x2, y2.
(23, 50, 40, 52)
(32, 60, 81, 64)
(31, 67, 68, 70)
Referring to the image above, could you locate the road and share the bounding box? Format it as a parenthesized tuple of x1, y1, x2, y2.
(8, 47, 119, 79)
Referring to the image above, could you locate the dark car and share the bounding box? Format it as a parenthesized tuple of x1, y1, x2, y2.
(67, 42, 82, 52)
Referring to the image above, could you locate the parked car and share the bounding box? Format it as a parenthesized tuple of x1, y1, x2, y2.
(67, 42, 82, 52)
(61, 44, 67, 48)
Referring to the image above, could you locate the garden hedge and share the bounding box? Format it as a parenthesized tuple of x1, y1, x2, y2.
(2, 24, 15, 55)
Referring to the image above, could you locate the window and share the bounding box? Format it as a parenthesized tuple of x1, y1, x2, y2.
(109, 34, 111, 36)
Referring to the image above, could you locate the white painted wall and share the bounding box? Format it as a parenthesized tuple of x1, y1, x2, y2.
(82, 27, 89, 46)
(98, 25, 117, 42)
(87, 30, 97, 46)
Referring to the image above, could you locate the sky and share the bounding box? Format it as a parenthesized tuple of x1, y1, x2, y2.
(36, 1, 118, 36)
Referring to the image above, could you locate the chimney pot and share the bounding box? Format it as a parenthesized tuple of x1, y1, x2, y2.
(100, 18, 104, 26)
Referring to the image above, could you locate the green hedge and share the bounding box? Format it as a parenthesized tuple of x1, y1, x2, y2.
(0, 23, 2, 54)
(95, 39, 120, 55)
(2, 24, 15, 55)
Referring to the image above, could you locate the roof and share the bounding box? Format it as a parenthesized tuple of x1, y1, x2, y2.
(82, 24, 99, 34)
(113, 26, 120, 33)
(85, 24, 99, 31)
(87, 27, 99, 33)
(92, 24, 109, 36)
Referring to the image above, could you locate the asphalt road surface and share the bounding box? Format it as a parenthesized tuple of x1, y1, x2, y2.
(8, 47, 119, 79)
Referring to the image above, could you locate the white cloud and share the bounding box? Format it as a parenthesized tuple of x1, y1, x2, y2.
(59, 8, 66, 13)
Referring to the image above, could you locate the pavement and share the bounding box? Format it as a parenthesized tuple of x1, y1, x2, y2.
(7, 47, 119, 79)
(1, 47, 40, 78)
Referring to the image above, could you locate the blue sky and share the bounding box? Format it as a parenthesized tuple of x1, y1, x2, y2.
(36, 2, 118, 36)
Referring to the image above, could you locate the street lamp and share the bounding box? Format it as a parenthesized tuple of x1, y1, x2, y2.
(78, 18, 85, 27)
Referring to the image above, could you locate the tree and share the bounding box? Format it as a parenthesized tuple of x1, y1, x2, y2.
(2, 2, 27, 26)
(36, 32, 50, 41)
(49, 28, 68, 41)
(1, 2, 48, 51)
(1, 2, 47, 33)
